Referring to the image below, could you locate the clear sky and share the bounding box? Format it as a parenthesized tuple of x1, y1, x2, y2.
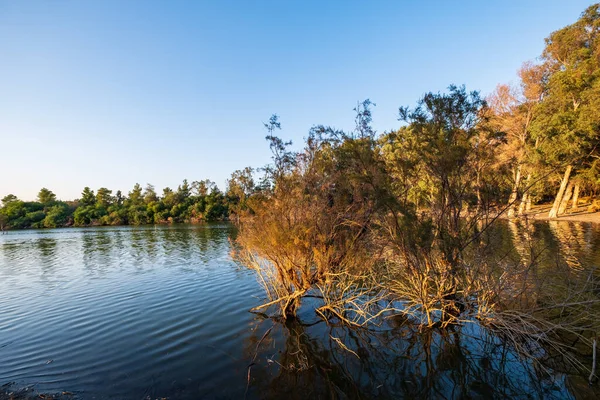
(0, 0, 595, 201)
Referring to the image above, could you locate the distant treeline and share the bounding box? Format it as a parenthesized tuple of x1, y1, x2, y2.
(0, 180, 235, 229)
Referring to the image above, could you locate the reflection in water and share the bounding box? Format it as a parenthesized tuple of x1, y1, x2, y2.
(0, 222, 599, 398)
(507, 219, 534, 266)
(549, 220, 588, 270)
(36, 237, 57, 259)
(35, 237, 59, 284)
(246, 316, 579, 399)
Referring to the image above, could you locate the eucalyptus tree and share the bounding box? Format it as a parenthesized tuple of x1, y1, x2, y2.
(531, 4, 600, 217)
(487, 62, 545, 217)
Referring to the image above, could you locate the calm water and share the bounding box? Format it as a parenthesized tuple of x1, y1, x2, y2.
(0, 222, 599, 399)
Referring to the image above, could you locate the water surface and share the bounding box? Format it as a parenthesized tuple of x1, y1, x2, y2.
(0, 222, 599, 399)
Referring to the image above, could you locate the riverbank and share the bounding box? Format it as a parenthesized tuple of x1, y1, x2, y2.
(514, 201, 600, 224)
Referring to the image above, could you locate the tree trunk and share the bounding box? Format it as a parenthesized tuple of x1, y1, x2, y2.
(549, 165, 573, 218)
(558, 182, 574, 215)
(517, 174, 531, 216)
(572, 183, 580, 211)
(518, 193, 527, 215)
(507, 165, 522, 218)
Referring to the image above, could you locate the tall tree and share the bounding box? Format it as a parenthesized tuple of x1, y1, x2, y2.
(264, 114, 295, 185)
(399, 85, 491, 267)
(37, 188, 57, 204)
(192, 179, 215, 197)
(143, 184, 158, 204)
(80, 187, 96, 207)
(96, 188, 113, 208)
(488, 62, 545, 217)
(227, 167, 255, 218)
(128, 183, 144, 205)
(531, 4, 600, 217)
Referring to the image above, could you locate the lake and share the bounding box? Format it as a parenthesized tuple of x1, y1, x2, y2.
(1, 222, 599, 399)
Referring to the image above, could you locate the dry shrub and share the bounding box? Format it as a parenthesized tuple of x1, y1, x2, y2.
(233, 135, 392, 321)
(315, 269, 392, 327)
(386, 251, 459, 327)
(381, 218, 600, 380)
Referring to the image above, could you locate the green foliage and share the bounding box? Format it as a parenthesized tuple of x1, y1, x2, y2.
(532, 4, 600, 168)
(37, 188, 57, 204)
(0, 179, 232, 230)
(43, 203, 71, 228)
(143, 184, 158, 204)
(80, 187, 96, 207)
(1, 194, 18, 206)
(227, 167, 255, 217)
(96, 188, 113, 208)
(398, 85, 498, 265)
(74, 205, 96, 226)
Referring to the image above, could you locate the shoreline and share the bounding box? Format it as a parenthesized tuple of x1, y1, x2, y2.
(3, 209, 600, 234)
(507, 202, 600, 224)
(0, 220, 230, 233)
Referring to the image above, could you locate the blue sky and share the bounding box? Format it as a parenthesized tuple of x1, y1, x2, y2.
(0, 0, 595, 201)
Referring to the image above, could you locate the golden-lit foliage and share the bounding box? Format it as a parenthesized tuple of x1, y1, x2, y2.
(230, 5, 600, 384)
(234, 130, 395, 320)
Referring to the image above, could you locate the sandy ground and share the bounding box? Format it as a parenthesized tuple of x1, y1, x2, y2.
(517, 202, 600, 224)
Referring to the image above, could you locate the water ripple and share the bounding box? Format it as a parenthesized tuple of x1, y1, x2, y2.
(0, 224, 259, 399)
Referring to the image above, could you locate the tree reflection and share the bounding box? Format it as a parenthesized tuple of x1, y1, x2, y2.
(36, 236, 57, 259)
(246, 316, 587, 399)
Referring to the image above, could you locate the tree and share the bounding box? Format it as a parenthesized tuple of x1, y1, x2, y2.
(37, 188, 57, 204)
(0, 198, 26, 228)
(1, 194, 18, 206)
(227, 167, 255, 218)
(74, 206, 95, 226)
(80, 187, 96, 207)
(264, 114, 295, 185)
(487, 62, 544, 217)
(235, 103, 396, 319)
(177, 179, 191, 201)
(398, 85, 492, 267)
(204, 187, 228, 221)
(531, 4, 600, 217)
(143, 184, 158, 204)
(126, 183, 148, 225)
(96, 188, 113, 208)
(115, 190, 124, 206)
(192, 179, 215, 197)
(128, 183, 144, 205)
(354, 99, 376, 139)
